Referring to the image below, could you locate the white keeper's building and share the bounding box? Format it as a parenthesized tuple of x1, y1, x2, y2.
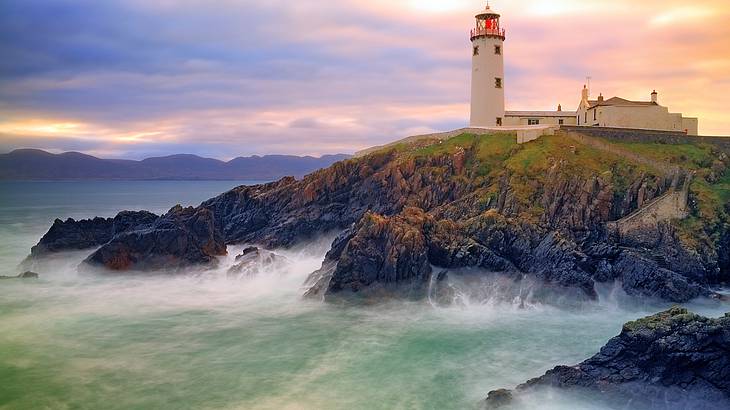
(468, 3, 699, 135)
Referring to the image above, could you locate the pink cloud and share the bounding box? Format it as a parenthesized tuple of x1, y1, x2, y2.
(1, 0, 728, 160)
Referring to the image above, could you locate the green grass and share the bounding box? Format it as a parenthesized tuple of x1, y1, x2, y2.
(506, 135, 652, 177)
(404, 133, 520, 188)
(407, 133, 517, 160)
(713, 172, 730, 204)
(610, 141, 716, 169)
(676, 171, 729, 249)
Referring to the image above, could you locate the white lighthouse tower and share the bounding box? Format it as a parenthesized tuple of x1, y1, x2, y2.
(469, 3, 506, 127)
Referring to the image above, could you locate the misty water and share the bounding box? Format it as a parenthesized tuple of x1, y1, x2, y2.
(0, 181, 727, 410)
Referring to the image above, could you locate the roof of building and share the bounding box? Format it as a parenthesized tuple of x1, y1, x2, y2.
(587, 97, 658, 109)
(476, 5, 500, 18)
(505, 110, 577, 117)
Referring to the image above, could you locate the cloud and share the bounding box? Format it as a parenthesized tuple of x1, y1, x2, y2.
(0, 0, 729, 160)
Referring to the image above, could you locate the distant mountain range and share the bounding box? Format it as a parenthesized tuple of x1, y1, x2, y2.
(0, 149, 351, 181)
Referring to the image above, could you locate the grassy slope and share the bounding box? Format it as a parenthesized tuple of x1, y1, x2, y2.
(378, 132, 728, 249)
(394, 132, 660, 221)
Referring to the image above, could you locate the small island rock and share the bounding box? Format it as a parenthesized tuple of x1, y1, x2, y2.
(488, 307, 730, 409)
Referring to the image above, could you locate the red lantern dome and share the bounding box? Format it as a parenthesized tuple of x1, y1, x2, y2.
(470, 3, 506, 41)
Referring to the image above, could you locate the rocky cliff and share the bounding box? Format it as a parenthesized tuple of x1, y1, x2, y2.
(299, 133, 728, 302)
(29, 132, 730, 301)
(82, 205, 226, 271)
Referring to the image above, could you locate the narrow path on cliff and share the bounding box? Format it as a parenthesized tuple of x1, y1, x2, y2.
(559, 130, 682, 175)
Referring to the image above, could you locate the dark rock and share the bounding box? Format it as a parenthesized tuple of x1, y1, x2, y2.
(235, 246, 260, 261)
(307, 208, 433, 299)
(619, 222, 709, 283)
(31, 217, 113, 256)
(228, 247, 289, 277)
(0, 271, 39, 280)
(200, 149, 482, 249)
(30, 211, 158, 256)
(523, 232, 596, 299)
(303, 228, 357, 298)
(112, 210, 159, 236)
(484, 389, 513, 409)
(612, 251, 707, 302)
(304, 204, 712, 302)
(719, 225, 730, 283)
(305, 208, 598, 302)
(82, 205, 226, 271)
(502, 308, 730, 408)
(427, 214, 519, 272)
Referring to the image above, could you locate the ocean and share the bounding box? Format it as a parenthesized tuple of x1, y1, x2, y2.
(0, 181, 726, 409)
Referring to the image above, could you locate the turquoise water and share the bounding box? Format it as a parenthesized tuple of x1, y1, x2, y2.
(0, 181, 727, 410)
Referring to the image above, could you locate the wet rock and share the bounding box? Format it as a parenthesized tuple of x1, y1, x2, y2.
(0, 271, 39, 279)
(427, 215, 519, 272)
(523, 232, 596, 299)
(227, 247, 289, 277)
(303, 229, 357, 298)
(235, 246, 259, 261)
(200, 148, 482, 249)
(497, 308, 730, 408)
(484, 389, 513, 409)
(306, 208, 432, 299)
(83, 205, 226, 272)
(612, 251, 707, 302)
(30, 210, 158, 256)
(719, 226, 730, 283)
(305, 205, 711, 302)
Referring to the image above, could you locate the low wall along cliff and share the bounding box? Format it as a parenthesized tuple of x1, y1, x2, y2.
(559, 126, 730, 154)
(607, 172, 692, 243)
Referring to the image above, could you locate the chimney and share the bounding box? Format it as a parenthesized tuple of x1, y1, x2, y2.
(651, 90, 658, 104)
(597, 93, 604, 103)
(557, 104, 562, 112)
(581, 85, 589, 101)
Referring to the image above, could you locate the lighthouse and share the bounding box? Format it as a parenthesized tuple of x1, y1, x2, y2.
(469, 3, 506, 127)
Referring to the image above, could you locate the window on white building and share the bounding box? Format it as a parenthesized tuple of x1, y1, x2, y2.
(473, 46, 479, 56)
(559, 119, 564, 125)
(495, 78, 502, 88)
(528, 119, 540, 125)
(494, 45, 501, 55)
(496, 117, 502, 126)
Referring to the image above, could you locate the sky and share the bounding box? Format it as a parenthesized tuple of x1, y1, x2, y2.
(0, 0, 729, 160)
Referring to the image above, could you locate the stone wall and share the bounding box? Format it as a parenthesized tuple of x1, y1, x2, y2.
(559, 126, 730, 153)
(607, 173, 692, 245)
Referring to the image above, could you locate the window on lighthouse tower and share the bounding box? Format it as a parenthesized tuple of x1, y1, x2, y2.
(495, 78, 502, 88)
(494, 45, 501, 55)
(473, 46, 479, 56)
